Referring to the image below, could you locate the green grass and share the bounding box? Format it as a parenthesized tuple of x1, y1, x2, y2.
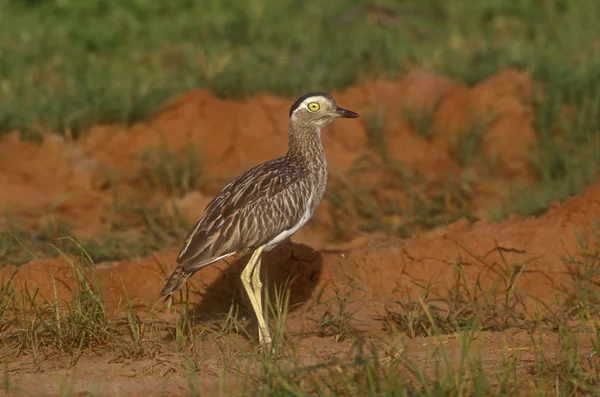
(251, 225, 600, 396)
(2, 0, 600, 138)
(312, 277, 360, 343)
(326, 153, 475, 241)
(365, 111, 389, 164)
(384, 244, 531, 338)
(0, 201, 190, 266)
(332, 69, 600, 236)
(3, 1, 600, 394)
(2, 224, 600, 395)
(490, 76, 600, 220)
(140, 145, 204, 197)
(0, 0, 599, 228)
(402, 104, 438, 140)
(450, 120, 488, 168)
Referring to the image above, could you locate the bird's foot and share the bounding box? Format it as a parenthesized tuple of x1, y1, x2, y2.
(258, 333, 273, 354)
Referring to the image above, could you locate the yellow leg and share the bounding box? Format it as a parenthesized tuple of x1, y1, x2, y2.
(240, 246, 271, 348)
(251, 254, 271, 345)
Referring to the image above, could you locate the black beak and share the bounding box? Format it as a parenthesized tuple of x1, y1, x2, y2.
(336, 107, 360, 119)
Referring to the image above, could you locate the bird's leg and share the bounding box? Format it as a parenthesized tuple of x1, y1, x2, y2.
(240, 246, 271, 348)
(251, 254, 272, 346)
(252, 255, 264, 317)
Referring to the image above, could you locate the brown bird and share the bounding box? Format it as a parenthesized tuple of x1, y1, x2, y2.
(160, 92, 359, 348)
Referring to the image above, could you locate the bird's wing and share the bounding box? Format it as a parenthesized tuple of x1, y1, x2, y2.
(176, 159, 311, 270)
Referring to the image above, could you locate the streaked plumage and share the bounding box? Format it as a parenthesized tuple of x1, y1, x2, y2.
(161, 158, 318, 294)
(160, 92, 359, 348)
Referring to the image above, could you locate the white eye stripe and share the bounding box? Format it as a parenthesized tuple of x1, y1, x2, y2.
(290, 96, 331, 117)
(299, 98, 319, 109)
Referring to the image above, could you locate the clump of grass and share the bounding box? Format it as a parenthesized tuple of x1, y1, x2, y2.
(402, 98, 442, 140)
(385, 222, 600, 341)
(394, 172, 475, 237)
(326, 175, 387, 239)
(1, 241, 111, 367)
(554, 222, 600, 333)
(450, 120, 488, 167)
(114, 279, 145, 359)
(491, 73, 600, 220)
(94, 200, 190, 259)
(1, 201, 190, 267)
(1, 218, 75, 266)
(52, 242, 110, 364)
(171, 286, 204, 374)
(312, 278, 359, 342)
(141, 146, 203, 197)
(328, 105, 478, 241)
(0, 237, 248, 373)
(384, 250, 529, 338)
(364, 111, 389, 164)
(326, 164, 475, 241)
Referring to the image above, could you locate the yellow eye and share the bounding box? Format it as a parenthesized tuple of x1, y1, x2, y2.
(307, 102, 320, 112)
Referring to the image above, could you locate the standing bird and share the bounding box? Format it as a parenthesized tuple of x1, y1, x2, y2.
(160, 92, 359, 347)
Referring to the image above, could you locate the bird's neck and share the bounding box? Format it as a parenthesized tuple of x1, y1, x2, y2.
(285, 121, 326, 168)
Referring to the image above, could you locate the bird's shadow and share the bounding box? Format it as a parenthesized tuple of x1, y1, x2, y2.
(180, 240, 323, 338)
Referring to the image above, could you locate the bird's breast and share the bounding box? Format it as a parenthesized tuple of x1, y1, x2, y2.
(264, 190, 316, 250)
(313, 165, 328, 210)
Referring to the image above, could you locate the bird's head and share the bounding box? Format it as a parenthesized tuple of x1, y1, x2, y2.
(288, 92, 359, 128)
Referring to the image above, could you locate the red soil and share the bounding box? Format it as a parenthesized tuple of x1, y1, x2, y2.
(1, 69, 599, 396)
(0, 68, 536, 241)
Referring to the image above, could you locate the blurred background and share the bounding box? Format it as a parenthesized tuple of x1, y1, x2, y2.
(1, 0, 600, 264)
(2, 0, 599, 134)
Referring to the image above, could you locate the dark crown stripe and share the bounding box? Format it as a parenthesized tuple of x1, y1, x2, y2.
(289, 92, 334, 117)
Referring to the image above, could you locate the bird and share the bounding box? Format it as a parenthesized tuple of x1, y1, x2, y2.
(159, 92, 360, 348)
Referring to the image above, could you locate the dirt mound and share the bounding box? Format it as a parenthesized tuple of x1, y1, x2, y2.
(0, 69, 537, 246)
(2, 67, 587, 333)
(4, 180, 599, 327)
(1, 69, 599, 396)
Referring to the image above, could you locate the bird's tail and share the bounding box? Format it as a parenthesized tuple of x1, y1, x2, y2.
(159, 265, 191, 301)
